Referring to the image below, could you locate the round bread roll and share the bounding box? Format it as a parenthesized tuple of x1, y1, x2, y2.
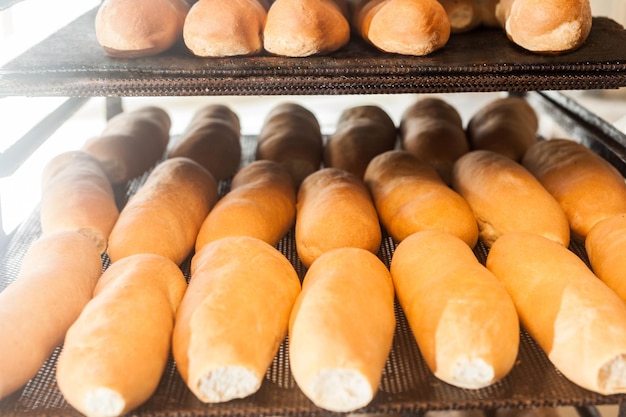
(183, 0, 269, 57)
(289, 247, 395, 412)
(295, 167, 382, 268)
(350, 0, 451, 56)
(107, 157, 218, 265)
(195, 160, 296, 251)
(256, 102, 324, 187)
(486, 232, 626, 395)
(364, 150, 478, 246)
(173, 236, 301, 403)
(399, 96, 469, 185)
(452, 150, 570, 248)
(168, 104, 242, 181)
(56, 254, 187, 417)
(323, 105, 397, 179)
(466, 96, 538, 161)
(391, 230, 519, 389)
(83, 106, 172, 184)
(475, 0, 500, 27)
(495, 0, 592, 53)
(264, 0, 351, 56)
(522, 139, 626, 243)
(586, 214, 626, 302)
(438, 0, 482, 33)
(95, 0, 190, 58)
(40, 150, 120, 254)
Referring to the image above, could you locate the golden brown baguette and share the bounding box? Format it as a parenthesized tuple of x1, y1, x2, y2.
(364, 150, 478, 246)
(323, 105, 397, 179)
(107, 157, 218, 265)
(452, 150, 570, 247)
(495, 0, 592, 53)
(295, 167, 382, 268)
(399, 96, 469, 185)
(168, 104, 242, 181)
(82, 106, 171, 184)
(95, 0, 190, 58)
(522, 138, 626, 243)
(0, 231, 102, 400)
(173, 236, 301, 403)
(40, 150, 119, 254)
(466, 96, 538, 161)
(391, 230, 519, 389)
(486, 232, 626, 395)
(56, 253, 187, 417)
(195, 160, 296, 251)
(586, 214, 626, 302)
(256, 102, 324, 187)
(289, 247, 395, 412)
(264, 0, 351, 56)
(184, 0, 269, 57)
(349, 0, 451, 56)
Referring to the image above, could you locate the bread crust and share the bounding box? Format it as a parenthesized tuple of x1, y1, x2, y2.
(586, 214, 626, 303)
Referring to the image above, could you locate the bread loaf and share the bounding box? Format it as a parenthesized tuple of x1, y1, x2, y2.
(40, 150, 119, 254)
(438, 0, 482, 33)
(296, 167, 382, 268)
(83, 106, 171, 184)
(522, 139, 626, 243)
(56, 254, 187, 417)
(475, 0, 500, 27)
(323, 105, 397, 179)
(95, 0, 189, 58)
(349, 0, 450, 56)
(195, 160, 296, 251)
(184, 0, 269, 57)
(256, 102, 324, 187)
(173, 236, 301, 403)
(466, 96, 538, 161)
(486, 232, 626, 395)
(264, 0, 350, 56)
(0, 231, 102, 399)
(495, 0, 592, 53)
(168, 104, 242, 181)
(107, 157, 218, 265)
(399, 96, 469, 185)
(391, 230, 519, 389)
(289, 247, 395, 412)
(364, 150, 478, 246)
(586, 214, 626, 302)
(452, 150, 570, 247)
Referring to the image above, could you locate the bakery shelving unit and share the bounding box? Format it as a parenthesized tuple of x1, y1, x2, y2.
(2, 3, 626, 417)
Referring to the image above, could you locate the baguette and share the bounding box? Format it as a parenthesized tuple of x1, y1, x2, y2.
(95, 0, 190, 58)
(256, 102, 324, 187)
(40, 150, 119, 254)
(168, 104, 242, 181)
(0, 231, 102, 399)
(83, 106, 171, 184)
(295, 167, 382, 268)
(586, 214, 626, 302)
(390, 230, 519, 389)
(184, 0, 269, 57)
(399, 96, 469, 185)
(486, 232, 626, 395)
(349, 0, 450, 56)
(195, 160, 296, 251)
(364, 150, 478, 246)
(522, 138, 626, 243)
(56, 254, 187, 417)
(264, 0, 351, 56)
(451, 150, 570, 248)
(323, 105, 397, 179)
(107, 157, 218, 265)
(289, 247, 395, 412)
(466, 96, 538, 162)
(173, 236, 301, 403)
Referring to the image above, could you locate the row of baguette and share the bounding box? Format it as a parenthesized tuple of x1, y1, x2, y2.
(3, 95, 626, 416)
(95, 0, 593, 59)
